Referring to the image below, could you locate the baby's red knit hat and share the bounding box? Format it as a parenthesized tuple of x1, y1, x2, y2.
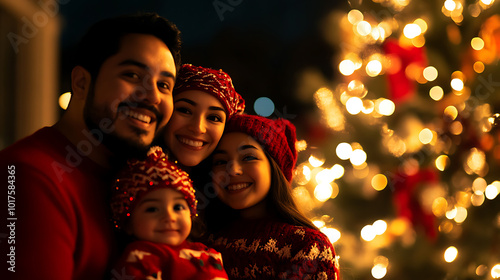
(224, 114, 297, 182)
(110, 146, 197, 229)
(173, 64, 245, 118)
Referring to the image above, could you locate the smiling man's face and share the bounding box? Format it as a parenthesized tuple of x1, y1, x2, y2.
(84, 33, 176, 153)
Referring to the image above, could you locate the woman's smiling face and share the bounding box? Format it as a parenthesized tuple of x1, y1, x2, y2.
(163, 90, 226, 167)
(211, 132, 272, 212)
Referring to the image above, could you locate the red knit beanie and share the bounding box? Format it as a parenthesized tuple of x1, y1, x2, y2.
(224, 114, 297, 182)
(110, 146, 197, 229)
(173, 64, 245, 118)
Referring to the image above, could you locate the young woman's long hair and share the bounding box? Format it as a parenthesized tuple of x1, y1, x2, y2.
(264, 152, 318, 231)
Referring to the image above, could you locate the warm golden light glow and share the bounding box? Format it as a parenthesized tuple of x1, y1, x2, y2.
(361, 225, 376, 241)
(423, 66, 438, 81)
(403, 23, 421, 39)
(419, 128, 434, 144)
(315, 88, 345, 131)
(454, 206, 467, 223)
(336, 142, 353, 160)
(309, 155, 325, 167)
(444, 0, 457, 11)
(485, 181, 500, 200)
(372, 264, 387, 279)
(350, 149, 367, 166)
(444, 246, 458, 263)
(429, 86, 444, 101)
(366, 59, 383, 77)
(346, 97, 363, 115)
(339, 60, 356, 76)
(347, 9, 364, 24)
(471, 37, 485, 50)
(473, 61, 485, 73)
(444, 106, 459, 120)
(492, 263, 500, 278)
(372, 174, 388, 191)
(373, 220, 388, 235)
(347, 80, 367, 98)
(432, 197, 448, 217)
(451, 78, 464, 91)
(59, 92, 72, 110)
(331, 164, 345, 179)
(321, 227, 341, 243)
(435, 155, 450, 171)
(449, 121, 463, 135)
(357, 21, 372, 36)
(314, 183, 334, 202)
(376, 98, 396, 116)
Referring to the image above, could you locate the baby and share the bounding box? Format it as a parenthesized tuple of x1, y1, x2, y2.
(110, 146, 228, 280)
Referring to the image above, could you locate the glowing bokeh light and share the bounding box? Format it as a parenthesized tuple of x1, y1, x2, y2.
(314, 183, 334, 202)
(485, 181, 500, 200)
(339, 60, 356, 76)
(492, 264, 500, 278)
(321, 227, 341, 243)
(403, 23, 421, 39)
(347, 9, 364, 24)
(474, 61, 485, 73)
(444, 106, 459, 120)
(361, 225, 376, 241)
(471, 37, 485, 50)
(423, 66, 438, 81)
(350, 149, 367, 166)
(309, 155, 325, 167)
(444, 0, 456, 11)
(419, 128, 434, 144)
(429, 86, 444, 101)
(336, 142, 353, 160)
(59, 92, 72, 110)
(366, 60, 383, 77)
(331, 164, 345, 179)
(346, 97, 363, 115)
(357, 21, 372, 36)
(373, 220, 388, 235)
(372, 264, 387, 279)
(435, 155, 450, 171)
(376, 99, 396, 116)
(444, 246, 458, 263)
(371, 174, 388, 191)
(451, 78, 464, 91)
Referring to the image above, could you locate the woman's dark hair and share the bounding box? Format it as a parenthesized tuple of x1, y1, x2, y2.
(264, 152, 318, 230)
(73, 12, 182, 80)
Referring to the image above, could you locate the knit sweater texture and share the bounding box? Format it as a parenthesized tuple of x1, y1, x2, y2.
(205, 218, 340, 280)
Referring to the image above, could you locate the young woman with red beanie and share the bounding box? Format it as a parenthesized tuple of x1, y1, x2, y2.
(158, 64, 245, 172)
(201, 114, 340, 279)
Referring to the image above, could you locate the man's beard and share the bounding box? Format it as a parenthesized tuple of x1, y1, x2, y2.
(83, 86, 152, 161)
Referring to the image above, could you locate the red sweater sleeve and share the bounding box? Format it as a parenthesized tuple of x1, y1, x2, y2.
(0, 127, 115, 280)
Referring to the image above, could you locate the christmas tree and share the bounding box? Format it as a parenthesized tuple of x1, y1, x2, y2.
(291, 0, 500, 279)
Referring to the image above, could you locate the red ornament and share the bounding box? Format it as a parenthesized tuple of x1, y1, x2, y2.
(383, 39, 427, 104)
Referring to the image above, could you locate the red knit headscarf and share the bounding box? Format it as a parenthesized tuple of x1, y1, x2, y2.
(224, 114, 298, 182)
(173, 64, 245, 118)
(110, 146, 197, 229)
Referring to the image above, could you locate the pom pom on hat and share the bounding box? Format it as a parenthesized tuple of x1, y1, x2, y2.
(224, 114, 298, 182)
(110, 146, 197, 229)
(174, 64, 245, 118)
